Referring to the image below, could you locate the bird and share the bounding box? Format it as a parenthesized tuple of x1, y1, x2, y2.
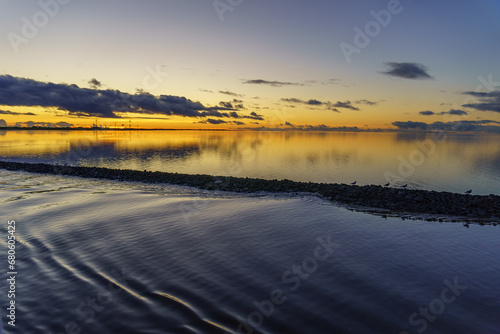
(401, 184, 408, 188)
(465, 189, 472, 194)
(350, 181, 357, 185)
(384, 182, 390, 187)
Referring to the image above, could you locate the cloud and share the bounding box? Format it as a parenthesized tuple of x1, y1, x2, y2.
(329, 101, 359, 111)
(355, 99, 377, 105)
(0, 119, 6, 127)
(243, 79, 301, 87)
(392, 120, 500, 132)
(419, 110, 435, 116)
(0, 75, 261, 121)
(438, 109, 468, 116)
(0, 109, 36, 116)
(381, 62, 433, 80)
(419, 109, 468, 116)
(281, 98, 305, 104)
(281, 98, 323, 106)
(198, 118, 229, 125)
(219, 90, 243, 97)
(281, 98, 358, 111)
(218, 99, 245, 110)
(199, 89, 213, 93)
(392, 121, 429, 130)
(88, 78, 101, 88)
(462, 90, 500, 113)
(245, 112, 264, 120)
(219, 101, 234, 109)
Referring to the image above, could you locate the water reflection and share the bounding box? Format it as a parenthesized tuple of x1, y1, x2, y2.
(0, 130, 499, 194)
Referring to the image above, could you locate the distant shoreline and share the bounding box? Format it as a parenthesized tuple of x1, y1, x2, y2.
(1, 127, 499, 134)
(1, 161, 498, 224)
(0, 127, 232, 131)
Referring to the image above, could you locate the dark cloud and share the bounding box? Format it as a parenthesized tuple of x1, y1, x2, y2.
(88, 78, 101, 89)
(219, 101, 234, 109)
(307, 99, 323, 105)
(219, 90, 243, 97)
(281, 98, 305, 104)
(281, 98, 358, 111)
(419, 110, 435, 116)
(392, 120, 500, 132)
(381, 62, 433, 80)
(231, 121, 245, 125)
(0, 109, 36, 116)
(245, 112, 264, 120)
(438, 109, 468, 116)
(281, 98, 324, 106)
(462, 90, 500, 113)
(329, 101, 359, 111)
(200, 89, 213, 93)
(218, 99, 245, 110)
(355, 99, 377, 105)
(0, 119, 6, 127)
(243, 79, 301, 87)
(199, 119, 227, 125)
(0, 75, 261, 121)
(463, 103, 500, 113)
(392, 121, 429, 130)
(419, 109, 468, 116)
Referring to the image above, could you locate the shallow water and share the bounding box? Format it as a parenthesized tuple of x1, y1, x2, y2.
(0, 130, 499, 195)
(1, 170, 499, 333)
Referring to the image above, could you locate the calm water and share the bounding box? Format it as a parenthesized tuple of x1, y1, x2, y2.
(0, 171, 499, 333)
(0, 130, 499, 195)
(1, 130, 500, 333)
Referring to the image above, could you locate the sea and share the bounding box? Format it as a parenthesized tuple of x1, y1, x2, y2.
(0, 130, 499, 334)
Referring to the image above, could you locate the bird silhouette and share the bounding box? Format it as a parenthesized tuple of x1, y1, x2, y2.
(465, 189, 472, 194)
(401, 184, 408, 188)
(384, 182, 390, 187)
(350, 181, 357, 185)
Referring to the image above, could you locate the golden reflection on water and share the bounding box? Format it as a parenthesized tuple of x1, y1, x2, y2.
(0, 130, 499, 193)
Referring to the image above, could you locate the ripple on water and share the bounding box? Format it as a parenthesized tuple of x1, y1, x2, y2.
(0, 171, 499, 333)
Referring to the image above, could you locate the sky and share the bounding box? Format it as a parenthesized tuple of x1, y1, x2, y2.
(0, 0, 500, 130)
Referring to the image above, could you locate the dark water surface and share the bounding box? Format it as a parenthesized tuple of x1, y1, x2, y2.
(1, 171, 499, 333)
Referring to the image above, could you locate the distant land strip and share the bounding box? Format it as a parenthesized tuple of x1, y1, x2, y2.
(1, 161, 499, 224)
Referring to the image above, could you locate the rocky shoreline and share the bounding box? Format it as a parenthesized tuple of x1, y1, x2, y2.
(1, 161, 499, 224)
